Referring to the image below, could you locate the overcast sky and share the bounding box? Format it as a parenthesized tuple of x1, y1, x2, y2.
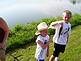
(0, 0, 81, 27)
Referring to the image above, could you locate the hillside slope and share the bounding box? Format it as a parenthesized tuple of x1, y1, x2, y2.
(7, 25, 81, 61)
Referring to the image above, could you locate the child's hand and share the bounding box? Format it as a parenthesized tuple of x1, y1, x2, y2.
(43, 44, 48, 49)
(46, 46, 49, 57)
(46, 54, 49, 61)
(37, 40, 48, 49)
(46, 53, 49, 57)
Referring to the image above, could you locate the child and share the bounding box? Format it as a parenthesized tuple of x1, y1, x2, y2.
(35, 22, 49, 61)
(49, 10, 72, 61)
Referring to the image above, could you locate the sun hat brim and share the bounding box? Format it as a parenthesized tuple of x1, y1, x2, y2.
(35, 31, 41, 35)
(35, 28, 48, 35)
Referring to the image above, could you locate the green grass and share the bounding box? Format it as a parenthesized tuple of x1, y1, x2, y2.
(6, 25, 81, 61)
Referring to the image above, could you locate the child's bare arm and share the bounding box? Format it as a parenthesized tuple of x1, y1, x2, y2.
(37, 40, 48, 49)
(46, 41, 49, 57)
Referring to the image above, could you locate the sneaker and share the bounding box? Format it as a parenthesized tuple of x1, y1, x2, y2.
(55, 57, 59, 61)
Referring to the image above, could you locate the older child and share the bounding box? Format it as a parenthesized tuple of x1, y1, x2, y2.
(49, 10, 72, 61)
(35, 22, 49, 61)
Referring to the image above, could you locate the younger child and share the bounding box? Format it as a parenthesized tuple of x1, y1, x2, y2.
(35, 22, 49, 61)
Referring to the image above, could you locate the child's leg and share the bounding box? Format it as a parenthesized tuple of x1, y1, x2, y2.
(49, 55, 55, 61)
(49, 43, 60, 61)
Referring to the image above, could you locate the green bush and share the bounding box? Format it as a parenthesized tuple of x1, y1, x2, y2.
(70, 14, 81, 27)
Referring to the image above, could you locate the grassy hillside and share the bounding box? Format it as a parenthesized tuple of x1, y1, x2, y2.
(6, 14, 81, 61)
(7, 14, 81, 53)
(6, 25, 81, 61)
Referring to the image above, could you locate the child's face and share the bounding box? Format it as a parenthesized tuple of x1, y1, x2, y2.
(63, 12, 71, 23)
(40, 29, 48, 37)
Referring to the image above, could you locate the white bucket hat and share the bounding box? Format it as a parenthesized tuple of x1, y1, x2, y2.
(35, 22, 48, 35)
